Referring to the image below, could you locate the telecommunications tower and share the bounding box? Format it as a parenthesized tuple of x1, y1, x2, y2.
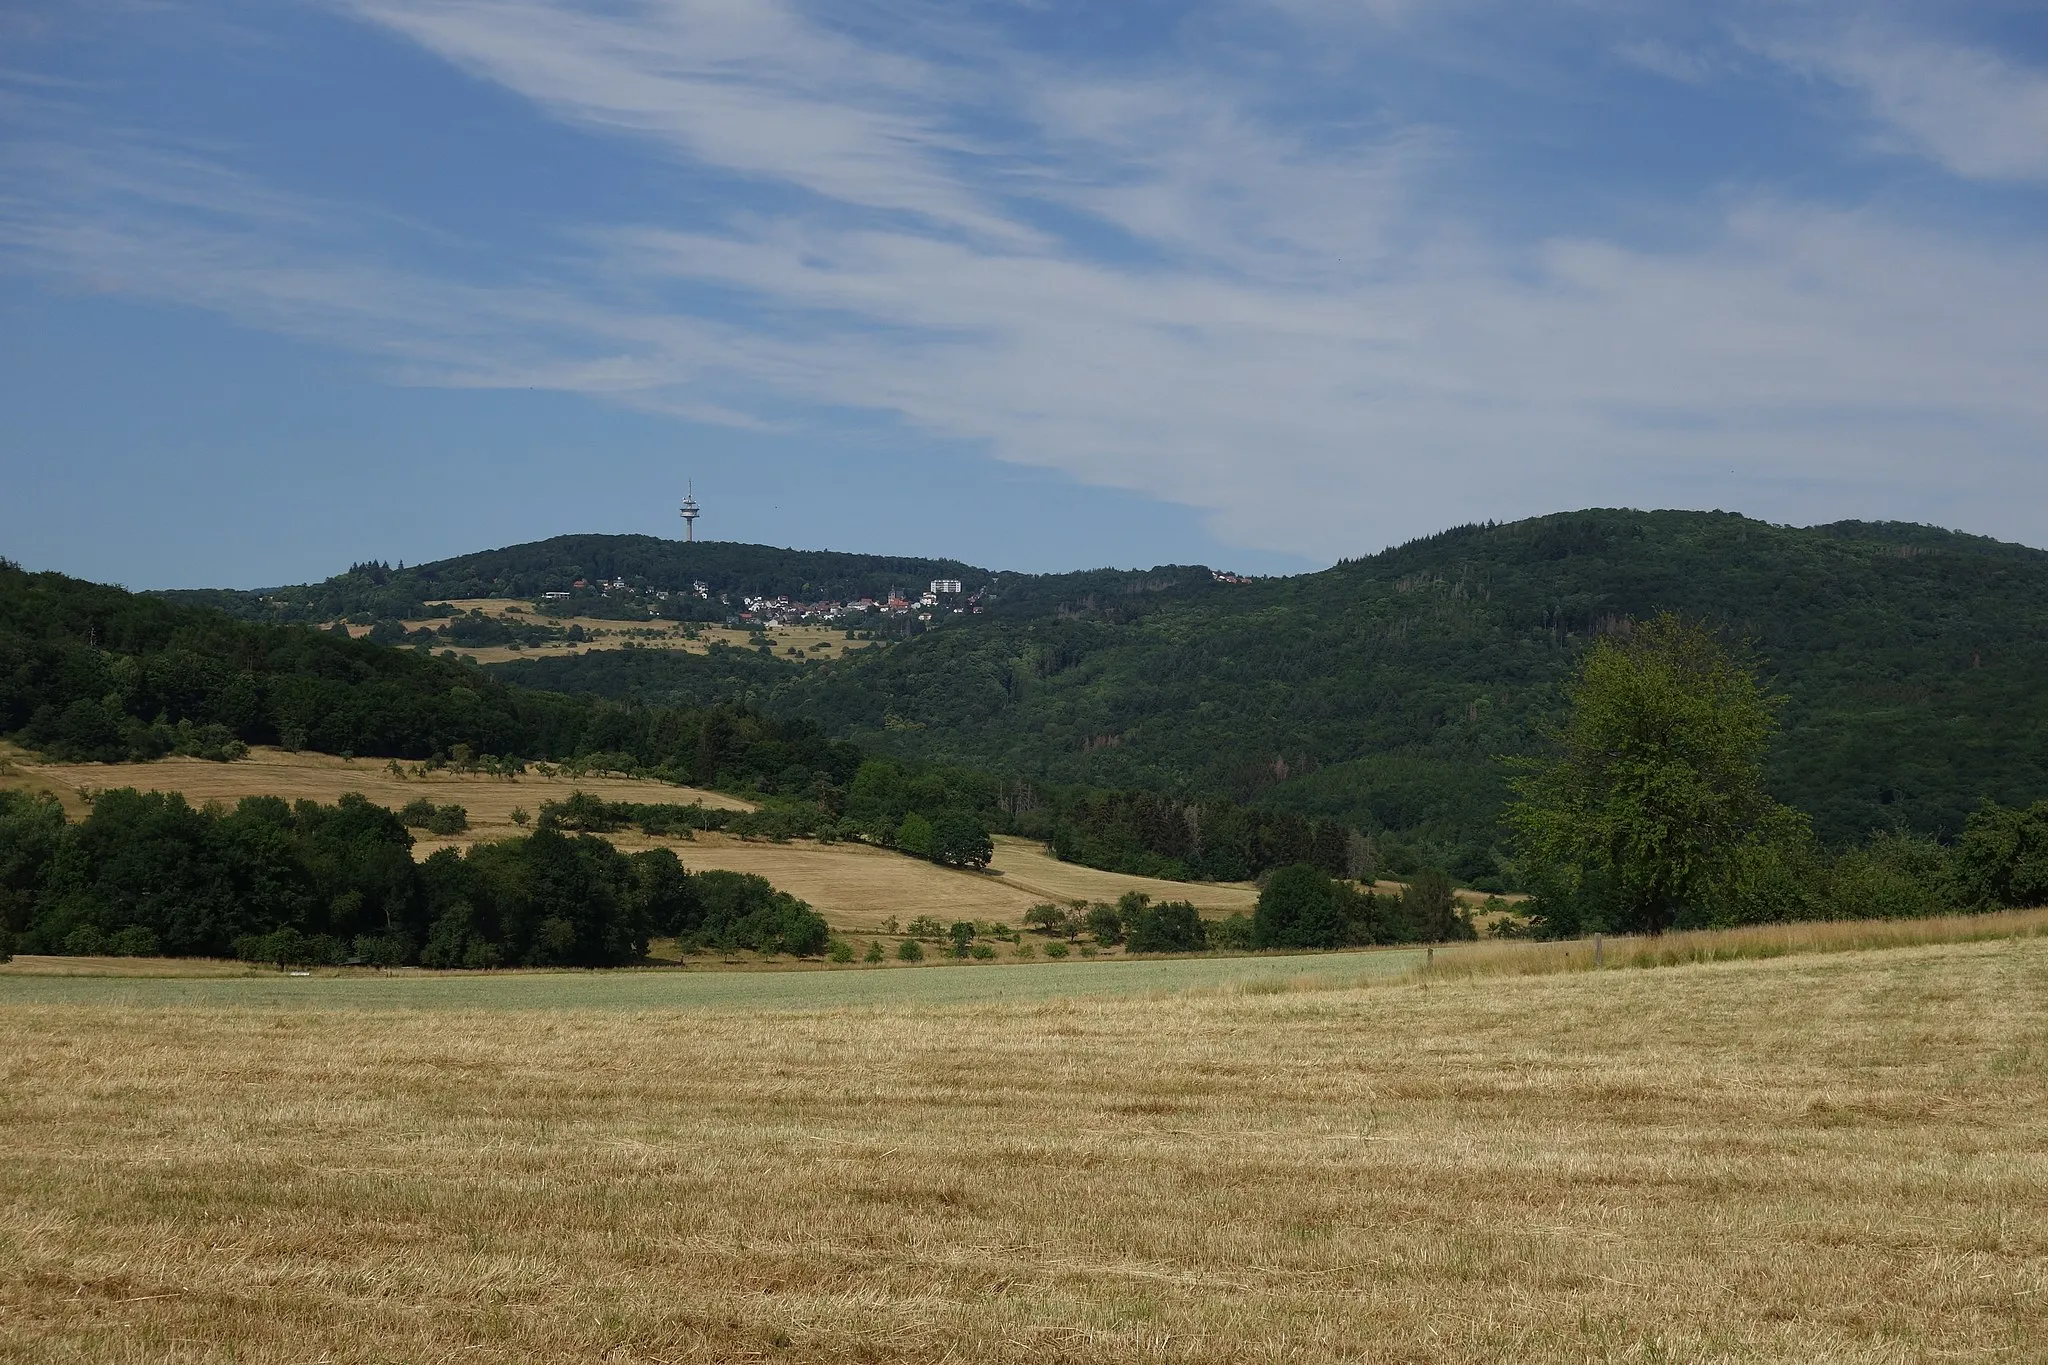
(679, 483, 700, 542)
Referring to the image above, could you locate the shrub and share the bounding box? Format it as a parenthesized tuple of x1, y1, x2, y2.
(1820, 831, 1953, 920)
(1698, 837, 1818, 927)
(397, 798, 470, 836)
(864, 939, 885, 963)
(906, 915, 945, 940)
(63, 924, 109, 956)
(352, 934, 411, 967)
(1400, 869, 1477, 942)
(107, 925, 160, 957)
(1044, 940, 1070, 958)
(167, 719, 248, 762)
(969, 943, 996, 959)
(1023, 903, 1064, 934)
(1084, 903, 1124, 945)
(1013, 941, 1035, 959)
(894, 812, 935, 858)
(948, 921, 976, 956)
(700, 887, 829, 957)
(539, 790, 627, 833)
(1953, 799, 2048, 910)
(896, 938, 924, 962)
(1208, 913, 1255, 951)
(1254, 864, 1348, 948)
(1124, 897, 1207, 953)
(234, 927, 346, 967)
(426, 804, 469, 835)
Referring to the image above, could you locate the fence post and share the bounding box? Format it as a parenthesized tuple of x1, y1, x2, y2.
(1594, 933, 1603, 968)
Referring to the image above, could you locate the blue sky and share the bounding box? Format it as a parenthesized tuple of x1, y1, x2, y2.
(3, 1, 2045, 588)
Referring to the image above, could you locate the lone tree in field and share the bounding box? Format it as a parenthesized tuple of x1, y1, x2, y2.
(1507, 614, 1803, 935)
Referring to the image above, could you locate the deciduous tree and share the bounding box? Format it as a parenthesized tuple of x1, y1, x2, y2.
(1507, 615, 1804, 934)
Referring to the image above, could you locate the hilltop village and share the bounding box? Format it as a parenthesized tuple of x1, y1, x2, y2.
(547, 574, 986, 628)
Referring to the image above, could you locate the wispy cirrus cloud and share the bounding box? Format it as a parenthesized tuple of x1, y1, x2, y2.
(1761, 20, 2048, 183)
(5, 0, 2047, 560)
(343, 0, 1035, 241)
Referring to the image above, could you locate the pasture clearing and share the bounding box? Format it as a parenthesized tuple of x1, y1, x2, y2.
(329, 598, 876, 665)
(3, 746, 749, 829)
(3, 934, 2043, 1362)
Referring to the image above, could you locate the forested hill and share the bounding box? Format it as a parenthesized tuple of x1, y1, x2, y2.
(0, 559, 857, 789)
(159, 535, 997, 624)
(498, 510, 2048, 874)
(78, 508, 2048, 882)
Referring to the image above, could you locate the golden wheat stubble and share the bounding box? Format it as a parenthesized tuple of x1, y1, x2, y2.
(2, 938, 2044, 1362)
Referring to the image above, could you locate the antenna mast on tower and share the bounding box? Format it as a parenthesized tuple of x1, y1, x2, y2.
(679, 482, 700, 542)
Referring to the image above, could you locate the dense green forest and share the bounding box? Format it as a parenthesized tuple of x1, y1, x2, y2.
(762, 511, 2048, 877)
(1, 558, 1368, 886)
(0, 558, 863, 786)
(495, 641, 798, 709)
(27, 506, 2048, 892)
(460, 513, 2048, 880)
(0, 787, 831, 966)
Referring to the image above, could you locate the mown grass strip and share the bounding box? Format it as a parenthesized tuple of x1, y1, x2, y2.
(1410, 905, 2048, 983)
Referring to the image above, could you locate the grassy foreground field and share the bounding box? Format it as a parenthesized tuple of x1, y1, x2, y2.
(4, 935, 2044, 1362)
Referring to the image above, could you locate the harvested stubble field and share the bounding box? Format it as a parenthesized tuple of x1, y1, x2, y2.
(3, 747, 750, 827)
(3, 932, 2044, 1362)
(591, 833, 1260, 933)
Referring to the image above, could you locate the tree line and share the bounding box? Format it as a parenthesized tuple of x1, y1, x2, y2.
(0, 787, 828, 966)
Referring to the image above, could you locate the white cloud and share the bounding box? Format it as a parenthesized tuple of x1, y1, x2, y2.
(1612, 37, 1717, 85)
(342, 0, 1036, 242)
(6, 0, 2047, 560)
(1763, 23, 2048, 183)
